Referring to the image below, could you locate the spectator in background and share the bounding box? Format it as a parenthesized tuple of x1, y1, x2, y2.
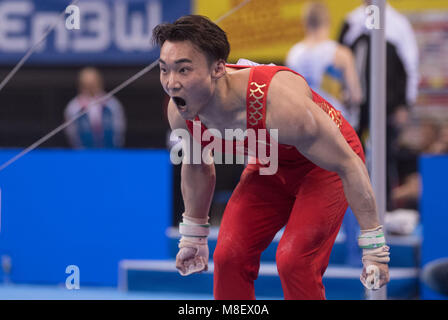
(286, 1, 362, 131)
(393, 121, 436, 209)
(338, 0, 419, 211)
(385, 119, 448, 235)
(64, 67, 126, 148)
(393, 120, 448, 209)
(427, 122, 448, 155)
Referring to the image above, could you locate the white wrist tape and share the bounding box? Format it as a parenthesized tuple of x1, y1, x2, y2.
(358, 225, 390, 264)
(178, 215, 210, 246)
(362, 246, 390, 264)
(358, 225, 386, 249)
(179, 223, 210, 237)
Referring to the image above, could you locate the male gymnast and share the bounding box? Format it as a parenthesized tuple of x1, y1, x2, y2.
(153, 15, 390, 299)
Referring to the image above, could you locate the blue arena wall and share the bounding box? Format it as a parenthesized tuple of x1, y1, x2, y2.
(0, 149, 172, 287)
(420, 154, 448, 299)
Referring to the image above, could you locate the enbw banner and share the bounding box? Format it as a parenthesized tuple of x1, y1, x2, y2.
(0, 0, 190, 65)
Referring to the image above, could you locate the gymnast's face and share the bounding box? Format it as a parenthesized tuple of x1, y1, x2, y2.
(159, 40, 221, 120)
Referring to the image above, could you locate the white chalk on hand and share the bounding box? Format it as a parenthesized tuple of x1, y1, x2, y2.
(364, 265, 380, 290)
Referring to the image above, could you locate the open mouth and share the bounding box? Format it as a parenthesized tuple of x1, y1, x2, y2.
(172, 96, 186, 110)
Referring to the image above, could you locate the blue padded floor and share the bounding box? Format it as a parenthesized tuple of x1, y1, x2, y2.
(0, 284, 282, 300)
(119, 260, 419, 300)
(0, 283, 213, 300)
(118, 226, 422, 300)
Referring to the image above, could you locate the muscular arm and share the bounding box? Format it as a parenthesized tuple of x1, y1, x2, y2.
(268, 72, 379, 230)
(295, 97, 378, 229)
(269, 72, 389, 289)
(167, 100, 216, 221)
(181, 161, 216, 220)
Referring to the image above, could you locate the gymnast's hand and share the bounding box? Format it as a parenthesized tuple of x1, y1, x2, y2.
(360, 258, 390, 290)
(176, 239, 209, 276)
(176, 215, 210, 276)
(358, 226, 390, 290)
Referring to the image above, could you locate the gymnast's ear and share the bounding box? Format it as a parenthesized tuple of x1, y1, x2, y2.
(211, 59, 226, 80)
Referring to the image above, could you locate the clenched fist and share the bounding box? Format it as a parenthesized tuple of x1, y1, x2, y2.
(176, 240, 209, 276)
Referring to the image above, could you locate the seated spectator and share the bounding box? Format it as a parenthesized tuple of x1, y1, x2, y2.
(64, 67, 126, 149)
